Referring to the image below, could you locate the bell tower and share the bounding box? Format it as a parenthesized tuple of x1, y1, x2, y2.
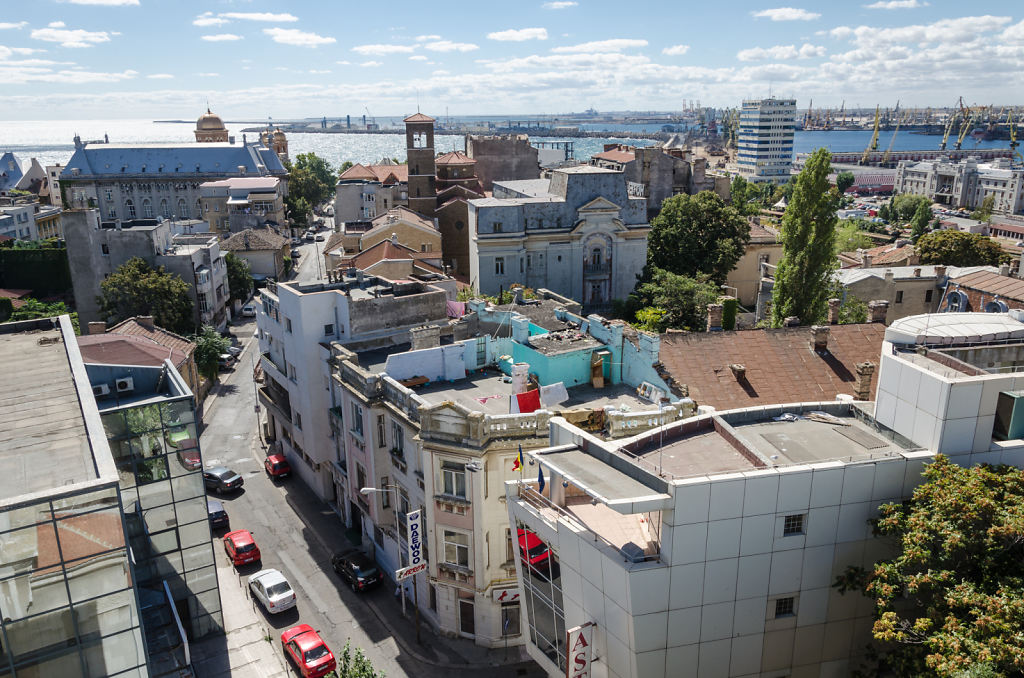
(404, 112, 437, 217)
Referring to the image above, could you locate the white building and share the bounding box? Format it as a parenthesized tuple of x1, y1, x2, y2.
(737, 98, 797, 184)
(0, 204, 37, 240)
(469, 166, 650, 309)
(505, 310, 1024, 678)
(894, 157, 1024, 215)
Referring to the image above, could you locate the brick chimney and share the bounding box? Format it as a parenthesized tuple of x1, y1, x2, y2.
(854, 361, 876, 400)
(828, 298, 841, 325)
(137, 316, 155, 329)
(810, 325, 830, 352)
(706, 303, 723, 332)
(87, 321, 106, 335)
(409, 325, 440, 351)
(867, 300, 889, 324)
(934, 265, 947, 281)
(912, 268, 921, 278)
(729, 363, 746, 380)
(861, 252, 873, 268)
(1000, 263, 1010, 277)
(784, 316, 800, 327)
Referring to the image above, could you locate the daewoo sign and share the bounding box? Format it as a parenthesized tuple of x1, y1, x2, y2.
(396, 509, 426, 581)
(565, 622, 594, 678)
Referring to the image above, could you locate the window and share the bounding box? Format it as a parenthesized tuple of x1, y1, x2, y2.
(421, 244, 432, 252)
(505, 528, 514, 563)
(925, 289, 934, 303)
(774, 597, 795, 618)
(493, 222, 503, 233)
(895, 290, 904, 304)
(294, 411, 302, 429)
(443, 530, 470, 567)
(161, 199, 170, 218)
(380, 477, 390, 508)
(351, 403, 363, 436)
(101, 243, 110, 255)
(376, 415, 386, 448)
(442, 461, 467, 498)
(324, 323, 334, 336)
(494, 257, 505, 275)
(105, 189, 113, 201)
(783, 514, 804, 536)
(178, 198, 188, 218)
(143, 199, 153, 218)
(391, 421, 404, 457)
(520, 258, 524, 274)
(287, 362, 296, 382)
(501, 602, 521, 637)
(429, 584, 437, 611)
(356, 465, 366, 496)
(125, 199, 136, 219)
(285, 317, 292, 333)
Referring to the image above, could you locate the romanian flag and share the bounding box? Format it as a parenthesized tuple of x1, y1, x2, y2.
(512, 445, 523, 472)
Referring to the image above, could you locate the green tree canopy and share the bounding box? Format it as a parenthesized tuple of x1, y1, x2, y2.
(6, 297, 80, 334)
(629, 267, 720, 331)
(836, 171, 855, 194)
(892, 193, 932, 221)
(729, 175, 760, 215)
(970, 194, 996, 222)
(916, 230, 1007, 267)
(910, 201, 932, 242)
(285, 152, 334, 227)
(190, 325, 230, 380)
(339, 160, 354, 173)
(771, 147, 839, 326)
(835, 221, 874, 255)
(224, 252, 253, 303)
(646, 191, 750, 284)
(835, 455, 1024, 677)
(98, 257, 194, 335)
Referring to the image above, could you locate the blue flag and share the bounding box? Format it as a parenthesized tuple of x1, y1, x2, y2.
(538, 463, 545, 494)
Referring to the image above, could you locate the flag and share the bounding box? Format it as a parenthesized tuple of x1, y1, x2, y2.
(538, 463, 546, 494)
(512, 445, 523, 472)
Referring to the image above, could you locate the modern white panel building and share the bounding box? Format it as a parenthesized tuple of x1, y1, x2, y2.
(737, 98, 797, 184)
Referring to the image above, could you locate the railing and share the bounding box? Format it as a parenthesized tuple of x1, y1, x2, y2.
(258, 386, 291, 423)
(583, 261, 610, 275)
(260, 351, 286, 378)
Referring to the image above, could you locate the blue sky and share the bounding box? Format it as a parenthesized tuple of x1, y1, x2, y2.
(0, 0, 1022, 119)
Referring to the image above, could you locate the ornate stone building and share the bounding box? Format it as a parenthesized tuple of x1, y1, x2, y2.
(194, 108, 229, 143)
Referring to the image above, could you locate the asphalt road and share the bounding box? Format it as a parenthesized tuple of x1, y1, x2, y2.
(292, 229, 330, 284)
(199, 318, 543, 678)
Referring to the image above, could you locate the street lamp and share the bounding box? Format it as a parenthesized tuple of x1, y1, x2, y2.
(359, 485, 406, 613)
(720, 284, 738, 298)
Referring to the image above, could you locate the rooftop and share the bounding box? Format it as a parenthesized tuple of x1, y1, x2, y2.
(491, 178, 556, 198)
(591, 148, 636, 164)
(199, 177, 280, 190)
(835, 265, 997, 285)
(948, 270, 1024, 302)
(62, 141, 286, 178)
(221, 227, 288, 252)
(338, 162, 408, 184)
(885, 311, 1024, 346)
(78, 333, 188, 369)
(556, 165, 620, 175)
(107, 317, 195, 358)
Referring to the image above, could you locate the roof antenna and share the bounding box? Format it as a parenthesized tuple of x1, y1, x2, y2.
(206, 98, 210, 113)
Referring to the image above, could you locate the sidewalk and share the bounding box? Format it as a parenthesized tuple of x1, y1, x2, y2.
(280, 472, 534, 672)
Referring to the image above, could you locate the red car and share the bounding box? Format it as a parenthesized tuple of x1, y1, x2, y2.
(281, 624, 336, 678)
(177, 444, 201, 470)
(223, 529, 261, 566)
(518, 528, 551, 573)
(264, 453, 291, 478)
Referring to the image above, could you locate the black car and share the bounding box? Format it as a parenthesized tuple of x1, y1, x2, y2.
(203, 466, 244, 493)
(331, 550, 384, 592)
(207, 498, 230, 530)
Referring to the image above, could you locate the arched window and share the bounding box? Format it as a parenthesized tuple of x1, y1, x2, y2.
(195, 200, 201, 219)
(161, 199, 170, 218)
(177, 198, 188, 218)
(142, 199, 153, 218)
(125, 199, 136, 219)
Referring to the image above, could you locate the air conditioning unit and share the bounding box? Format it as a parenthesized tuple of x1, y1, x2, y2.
(115, 377, 134, 393)
(92, 383, 111, 397)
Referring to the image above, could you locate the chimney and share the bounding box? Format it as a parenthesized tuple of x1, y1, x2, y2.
(1000, 263, 1010, 277)
(729, 363, 746, 380)
(409, 325, 440, 351)
(87, 321, 106, 335)
(913, 268, 921, 278)
(828, 298, 841, 325)
(784, 316, 800, 327)
(884, 269, 894, 285)
(934, 265, 947, 281)
(390, 232, 399, 245)
(810, 325, 830, 352)
(137, 316, 155, 329)
(706, 303, 723, 332)
(854, 361, 876, 401)
(867, 300, 889, 324)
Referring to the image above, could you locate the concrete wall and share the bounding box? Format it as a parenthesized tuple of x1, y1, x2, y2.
(728, 240, 783, 308)
(844, 275, 938, 323)
(466, 135, 540, 191)
(436, 198, 470, 274)
(361, 220, 440, 254)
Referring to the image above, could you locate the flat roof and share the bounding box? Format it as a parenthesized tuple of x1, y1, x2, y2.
(0, 326, 99, 501)
(885, 312, 1024, 346)
(533, 445, 669, 506)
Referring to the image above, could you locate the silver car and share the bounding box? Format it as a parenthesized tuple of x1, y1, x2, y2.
(248, 568, 296, 614)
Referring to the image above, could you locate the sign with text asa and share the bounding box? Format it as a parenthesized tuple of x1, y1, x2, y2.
(396, 509, 427, 581)
(565, 622, 594, 678)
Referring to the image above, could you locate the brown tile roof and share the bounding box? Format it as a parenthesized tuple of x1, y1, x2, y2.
(0, 288, 32, 309)
(841, 243, 918, 268)
(370, 205, 436, 231)
(323, 231, 349, 255)
(78, 333, 188, 368)
(107, 317, 195, 358)
(658, 323, 886, 410)
(435, 151, 475, 165)
(35, 511, 125, 575)
(403, 112, 435, 123)
(339, 163, 409, 184)
(337, 238, 443, 273)
(220, 227, 288, 252)
(749, 223, 779, 243)
(592, 148, 636, 164)
(950, 270, 1024, 302)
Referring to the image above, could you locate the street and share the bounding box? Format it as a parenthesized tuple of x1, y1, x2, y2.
(292, 227, 332, 284)
(195, 316, 543, 678)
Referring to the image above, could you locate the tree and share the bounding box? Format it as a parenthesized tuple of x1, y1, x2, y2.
(633, 306, 667, 332)
(646, 191, 750, 284)
(0, 297, 11, 322)
(835, 221, 873, 255)
(630, 268, 720, 331)
(286, 194, 312, 227)
(891, 194, 931, 221)
(190, 325, 229, 380)
(910, 201, 931, 242)
(878, 202, 891, 222)
(225, 252, 252, 303)
(836, 171, 855, 194)
(98, 257, 194, 335)
(336, 640, 385, 678)
(916, 230, 1007, 267)
(834, 456, 1024, 677)
(970, 194, 996, 222)
(7, 297, 80, 334)
(286, 152, 335, 228)
(729, 175, 759, 215)
(339, 160, 354, 174)
(771, 147, 839, 326)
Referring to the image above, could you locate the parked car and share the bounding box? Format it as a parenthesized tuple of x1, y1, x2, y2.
(291, 248, 301, 258)
(223, 529, 261, 566)
(241, 304, 257, 317)
(204, 466, 244, 493)
(176, 445, 201, 470)
(207, 498, 229, 530)
(291, 237, 301, 246)
(314, 234, 325, 242)
(249, 568, 297, 614)
(217, 354, 235, 370)
(518, 528, 551, 575)
(330, 549, 383, 592)
(226, 344, 243, 357)
(281, 625, 335, 678)
(264, 453, 291, 478)
(303, 231, 315, 242)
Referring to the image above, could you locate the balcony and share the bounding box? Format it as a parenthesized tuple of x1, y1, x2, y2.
(583, 261, 610, 277)
(261, 352, 287, 380)
(258, 386, 291, 423)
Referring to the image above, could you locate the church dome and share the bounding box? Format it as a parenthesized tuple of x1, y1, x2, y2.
(273, 128, 287, 140)
(197, 109, 225, 131)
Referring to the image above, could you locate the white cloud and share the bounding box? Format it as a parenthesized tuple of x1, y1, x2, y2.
(202, 34, 243, 42)
(409, 55, 428, 61)
(752, 7, 821, 21)
(542, 1, 577, 8)
(864, 0, 928, 7)
(360, 60, 382, 67)
(263, 28, 335, 47)
(2, 46, 43, 55)
(31, 25, 112, 48)
(0, 22, 28, 30)
(0, 61, 137, 83)
(1003, 19, 1024, 43)
(352, 43, 416, 55)
(488, 28, 548, 41)
(432, 69, 450, 75)
(309, 69, 331, 74)
(336, 60, 351, 65)
(552, 38, 647, 53)
(58, 0, 138, 4)
(193, 13, 228, 27)
(415, 34, 441, 41)
(220, 12, 298, 22)
(423, 39, 478, 52)
(662, 44, 689, 56)
(147, 73, 174, 79)
(195, 72, 219, 77)
(737, 43, 826, 60)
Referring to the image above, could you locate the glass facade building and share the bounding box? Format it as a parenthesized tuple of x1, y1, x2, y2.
(515, 519, 566, 673)
(737, 98, 797, 184)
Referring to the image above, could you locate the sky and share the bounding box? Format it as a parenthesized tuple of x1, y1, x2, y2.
(0, 0, 1022, 120)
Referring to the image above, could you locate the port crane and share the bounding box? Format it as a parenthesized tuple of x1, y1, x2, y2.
(881, 109, 905, 167)
(1010, 110, 1021, 165)
(861, 106, 880, 165)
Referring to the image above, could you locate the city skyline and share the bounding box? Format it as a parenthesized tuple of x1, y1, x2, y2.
(1, 2, 1023, 119)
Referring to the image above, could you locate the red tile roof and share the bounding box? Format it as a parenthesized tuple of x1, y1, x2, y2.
(107, 317, 195, 358)
(950, 270, 1024, 302)
(339, 163, 409, 184)
(658, 323, 887, 410)
(78, 333, 189, 369)
(592, 148, 636, 164)
(0, 288, 32, 309)
(840, 243, 918, 268)
(220, 227, 288, 252)
(337, 238, 443, 273)
(435, 151, 475, 165)
(749, 223, 779, 243)
(35, 511, 126, 574)
(403, 112, 435, 123)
